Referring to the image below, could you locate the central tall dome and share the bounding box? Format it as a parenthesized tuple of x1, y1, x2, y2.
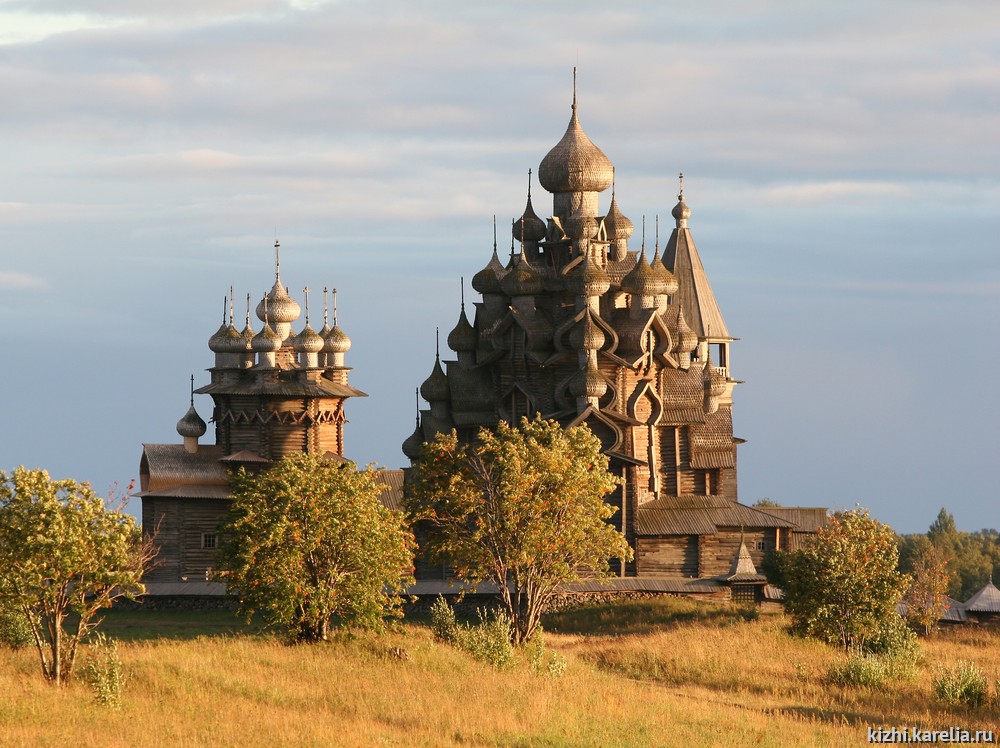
(405, 78, 797, 580)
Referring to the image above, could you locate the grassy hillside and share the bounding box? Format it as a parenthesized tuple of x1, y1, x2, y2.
(1, 597, 998, 747)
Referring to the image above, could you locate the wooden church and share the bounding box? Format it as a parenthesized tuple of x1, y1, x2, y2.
(138, 252, 369, 586)
(402, 81, 825, 587)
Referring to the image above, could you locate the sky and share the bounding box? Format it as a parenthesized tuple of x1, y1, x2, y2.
(1, 0, 998, 535)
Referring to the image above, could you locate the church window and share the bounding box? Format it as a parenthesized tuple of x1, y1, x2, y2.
(202, 533, 217, 550)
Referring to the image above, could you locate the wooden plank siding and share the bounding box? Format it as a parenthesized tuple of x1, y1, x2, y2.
(699, 529, 776, 578)
(636, 535, 699, 577)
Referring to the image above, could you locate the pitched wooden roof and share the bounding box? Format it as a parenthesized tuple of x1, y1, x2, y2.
(723, 542, 768, 583)
(139, 444, 227, 494)
(373, 469, 404, 511)
(635, 495, 795, 536)
(754, 506, 829, 532)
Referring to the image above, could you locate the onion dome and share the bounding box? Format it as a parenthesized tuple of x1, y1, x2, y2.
(538, 99, 614, 194)
(176, 403, 206, 439)
(255, 278, 300, 326)
(447, 307, 476, 353)
(565, 252, 611, 298)
(420, 357, 450, 403)
(402, 418, 424, 460)
(501, 254, 543, 297)
(324, 325, 351, 354)
(672, 177, 692, 227)
(208, 298, 230, 352)
(620, 248, 667, 298)
(675, 305, 698, 354)
(569, 308, 606, 351)
(569, 357, 607, 399)
(472, 247, 506, 295)
(651, 245, 679, 296)
(219, 324, 245, 354)
(603, 190, 634, 242)
(512, 174, 547, 243)
(703, 359, 727, 398)
(240, 320, 255, 351)
(294, 323, 324, 354)
(252, 320, 283, 354)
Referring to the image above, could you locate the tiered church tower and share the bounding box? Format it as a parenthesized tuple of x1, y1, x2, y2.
(139, 245, 366, 584)
(404, 82, 796, 580)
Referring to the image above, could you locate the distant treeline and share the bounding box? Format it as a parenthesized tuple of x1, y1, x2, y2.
(897, 508, 999, 601)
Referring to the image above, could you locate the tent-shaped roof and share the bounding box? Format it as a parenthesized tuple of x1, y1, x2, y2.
(723, 541, 768, 583)
(662, 200, 731, 341)
(964, 580, 1000, 614)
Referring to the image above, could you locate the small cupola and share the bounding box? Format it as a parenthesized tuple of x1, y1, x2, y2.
(176, 375, 207, 454)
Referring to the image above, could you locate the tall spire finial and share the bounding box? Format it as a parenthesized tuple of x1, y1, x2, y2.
(303, 286, 311, 325)
(527, 169, 532, 199)
(492, 214, 497, 252)
(655, 215, 660, 253)
(572, 66, 577, 112)
(245, 292, 251, 327)
(414, 387, 420, 425)
(678, 171, 685, 199)
(274, 239, 281, 280)
(228, 286, 234, 325)
(189, 374, 194, 406)
(510, 219, 515, 260)
(641, 215, 646, 253)
(220, 296, 226, 324)
(435, 327, 440, 360)
(612, 166, 616, 198)
(332, 288, 339, 326)
(323, 286, 329, 327)
(460, 277, 465, 310)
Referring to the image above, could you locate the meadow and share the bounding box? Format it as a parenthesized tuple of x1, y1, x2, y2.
(2, 597, 999, 747)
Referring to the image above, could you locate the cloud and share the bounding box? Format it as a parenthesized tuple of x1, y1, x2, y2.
(0, 271, 50, 290)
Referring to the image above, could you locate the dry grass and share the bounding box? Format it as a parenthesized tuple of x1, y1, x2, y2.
(2, 600, 999, 747)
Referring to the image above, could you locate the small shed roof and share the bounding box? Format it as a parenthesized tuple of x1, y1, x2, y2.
(756, 506, 829, 532)
(373, 469, 405, 511)
(723, 542, 767, 583)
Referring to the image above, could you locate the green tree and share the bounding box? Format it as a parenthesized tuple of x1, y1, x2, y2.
(783, 507, 909, 651)
(218, 454, 414, 642)
(406, 417, 632, 645)
(903, 544, 953, 636)
(0, 468, 152, 685)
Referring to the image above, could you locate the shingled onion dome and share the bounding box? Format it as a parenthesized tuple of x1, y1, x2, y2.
(674, 305, 698, 368)
(569, 356, 607, 401)
(538, 97, 613, 194)
(565, 252, 611, 298)
(420, 356, 450, 403)
(472, 247, 506, 295)
(176, 403, 207, 439)
(569, 308, 606, 351)
(512, 174, 547, 243)
(501, 254, 543, 297)
(620, 248, 667, 300)
(252, 296, 283, 367)
(239, 296, 256, 367)
(603, 190, 634, 244)
(447, 306, 476, 354)
(402, 416, 424, 461)
(702, 358, 727, 414)
(294, 324, 323, 365)
(672, 183, 692, 228)
(208, 298, 230, 354)
(651, 244, 679, 297)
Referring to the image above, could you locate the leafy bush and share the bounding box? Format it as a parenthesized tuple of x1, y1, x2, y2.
(462, 608, 515, 670)
(0, 601, 34, 649)
(429, 596, 459, 644)
(933, 660, 988, 708)
(428, 598, 515, 670)
(83, 633, 126, 709)
(864, 616, 920, 660)
(526, 629, 567, 678)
